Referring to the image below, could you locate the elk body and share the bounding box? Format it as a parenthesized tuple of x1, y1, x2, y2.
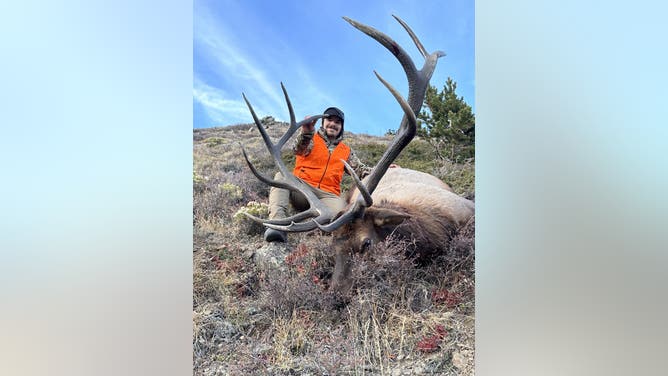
(240, 15, 474, 292)
(330, 167, 474, 291)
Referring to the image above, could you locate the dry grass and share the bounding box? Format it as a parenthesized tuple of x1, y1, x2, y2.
(193, 124, 475, 375)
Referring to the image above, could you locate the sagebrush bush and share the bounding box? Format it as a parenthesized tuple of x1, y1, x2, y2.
(193, 171, 207, 193)
(233, 201, 269, 235)
(233, 201, 269, 220)
(220, 182, 243, 200)
(204, 137, 225, 147)
(435, 159, 475, 196)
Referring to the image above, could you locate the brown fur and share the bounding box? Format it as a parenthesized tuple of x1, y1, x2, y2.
(330, 167, 474, 292)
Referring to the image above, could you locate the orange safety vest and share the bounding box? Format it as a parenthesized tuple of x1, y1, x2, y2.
(293, 134, 351, 196)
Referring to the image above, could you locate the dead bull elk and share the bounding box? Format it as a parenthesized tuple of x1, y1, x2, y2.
(240, 15, 474, 292)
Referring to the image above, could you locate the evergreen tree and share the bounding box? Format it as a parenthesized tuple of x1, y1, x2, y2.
(418, 77, 475, 161)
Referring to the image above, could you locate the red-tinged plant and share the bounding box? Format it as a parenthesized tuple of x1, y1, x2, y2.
(431, 289, 448, 302)
(417, 324, 448, 353)
(210, 255, 245, 274)
(417, 335, 440, 353)
(285, 243, 309, 266)
(445, 293, 461, 308)
(434, 324, 447, 338)
(431, 288, 461, 308)
(210, 255, 227, 270)
(235, 283, 251, 298)
(295, 309, 315, 328)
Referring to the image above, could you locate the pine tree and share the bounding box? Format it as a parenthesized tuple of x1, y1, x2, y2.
(418, 77, 475, 161)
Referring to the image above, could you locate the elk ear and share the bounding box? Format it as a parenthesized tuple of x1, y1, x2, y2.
(368, 207, 410, 228)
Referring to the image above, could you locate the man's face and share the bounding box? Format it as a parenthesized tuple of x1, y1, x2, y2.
(323, 116, 342, 138)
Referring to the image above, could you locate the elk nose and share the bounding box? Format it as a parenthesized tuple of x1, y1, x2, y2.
(361, 238, 372, 252)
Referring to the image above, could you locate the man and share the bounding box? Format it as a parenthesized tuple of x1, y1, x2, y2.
(264, 106, 370, 242)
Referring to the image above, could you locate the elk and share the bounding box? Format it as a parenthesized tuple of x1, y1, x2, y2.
(240, 15, 474, 292)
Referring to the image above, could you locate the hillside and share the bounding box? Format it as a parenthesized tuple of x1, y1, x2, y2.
(193, 121, 475, 375)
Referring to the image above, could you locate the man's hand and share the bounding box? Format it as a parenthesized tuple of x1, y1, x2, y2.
(302, 115, 317, 133)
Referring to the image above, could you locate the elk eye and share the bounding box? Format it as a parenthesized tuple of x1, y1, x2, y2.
(361, 238, 372, 252)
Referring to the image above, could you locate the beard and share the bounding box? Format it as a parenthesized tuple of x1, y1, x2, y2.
(325, 127, 340, 137)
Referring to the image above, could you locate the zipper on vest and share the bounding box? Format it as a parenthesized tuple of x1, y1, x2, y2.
(317, 150, 333, 190)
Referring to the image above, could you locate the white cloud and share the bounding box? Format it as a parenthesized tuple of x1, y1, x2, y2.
(192, 82, 250, 125)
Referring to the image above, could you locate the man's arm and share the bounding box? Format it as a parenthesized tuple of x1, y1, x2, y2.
(292, 117, 317, 156)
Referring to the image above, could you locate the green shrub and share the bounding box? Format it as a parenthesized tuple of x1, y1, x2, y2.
(353, 142, 386, 166)
(204, 137, 225, 147)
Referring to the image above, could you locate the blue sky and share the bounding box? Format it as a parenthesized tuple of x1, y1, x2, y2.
(194, 0, 474, 136)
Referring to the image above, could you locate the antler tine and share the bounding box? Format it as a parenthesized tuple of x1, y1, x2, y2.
(282, 82, 296, 125)
(276, 82, 327, 148)
(240, 144, 306, 192)
(362, 71, 417, 194)
(265, 219, 320, 232)
(264, 209, 338, 231)
(392, 14, 428, 59)
(242, 93, 277, 153)
(342, 159, 372, 206)
(316, 210, 358, 232)
(342, 16, 419, 96)
(343, 15, 443, 114)
(273, 84, 298, 149)
(241, 92, 300, 191)
(243, 209, 316, 226)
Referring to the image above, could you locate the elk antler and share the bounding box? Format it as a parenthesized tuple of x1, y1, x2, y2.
(240, 83, 334, 231)
(317, 15, 445, 232)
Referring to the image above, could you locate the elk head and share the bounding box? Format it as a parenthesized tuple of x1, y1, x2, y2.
(240, 15, 444, 291)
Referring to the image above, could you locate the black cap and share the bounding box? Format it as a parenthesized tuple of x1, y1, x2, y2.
(323, 107, 344, 125)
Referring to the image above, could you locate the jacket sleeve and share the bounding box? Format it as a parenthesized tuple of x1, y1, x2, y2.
(346, 149, 371, 179)
(292, 128, 315, 156)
